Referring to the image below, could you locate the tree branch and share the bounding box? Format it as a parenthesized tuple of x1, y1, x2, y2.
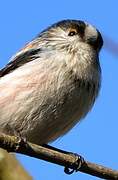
(0, 133, 118, 180)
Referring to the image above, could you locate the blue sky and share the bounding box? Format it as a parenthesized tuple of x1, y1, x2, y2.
(0, 1, 118, 180)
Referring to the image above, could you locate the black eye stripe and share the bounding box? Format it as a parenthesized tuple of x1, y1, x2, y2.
(39, 20, 86, 38)
(78, 24, 85, 34)
(68, 23, 85, 37)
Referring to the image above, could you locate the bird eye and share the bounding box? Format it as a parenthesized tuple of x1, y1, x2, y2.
(68, 30, 77, 36)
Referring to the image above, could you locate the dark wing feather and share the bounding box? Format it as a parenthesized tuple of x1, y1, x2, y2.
(0, 48, 40, 78)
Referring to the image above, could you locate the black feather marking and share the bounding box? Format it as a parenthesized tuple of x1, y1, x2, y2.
(86, 81, 92, 92)
(0, 48, 41, 78)
(37, 20, 86, 38)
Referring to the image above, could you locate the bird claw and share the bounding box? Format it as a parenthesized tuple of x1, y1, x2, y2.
(64, 153, 84, 175)
(14, 131, 27, 151)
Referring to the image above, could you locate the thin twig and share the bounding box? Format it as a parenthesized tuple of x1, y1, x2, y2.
(0, 133, 118, 180)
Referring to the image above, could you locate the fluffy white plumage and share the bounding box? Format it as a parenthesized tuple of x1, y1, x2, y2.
(0, 20, 103, 145)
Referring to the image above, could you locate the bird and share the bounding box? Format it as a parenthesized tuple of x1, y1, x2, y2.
(0, 19, 103, 145)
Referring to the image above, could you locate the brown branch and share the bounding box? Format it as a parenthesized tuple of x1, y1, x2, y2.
(0, 133, 118, 180)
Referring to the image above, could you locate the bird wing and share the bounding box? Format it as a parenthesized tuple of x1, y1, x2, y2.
(0, 47, 41, 78)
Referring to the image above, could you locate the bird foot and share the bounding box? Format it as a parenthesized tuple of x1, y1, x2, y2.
(64, 153, 84, 175)
(14, 130, 27, 151)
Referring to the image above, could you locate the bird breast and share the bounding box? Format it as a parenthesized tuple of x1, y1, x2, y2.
(0, 50, 100, 144)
